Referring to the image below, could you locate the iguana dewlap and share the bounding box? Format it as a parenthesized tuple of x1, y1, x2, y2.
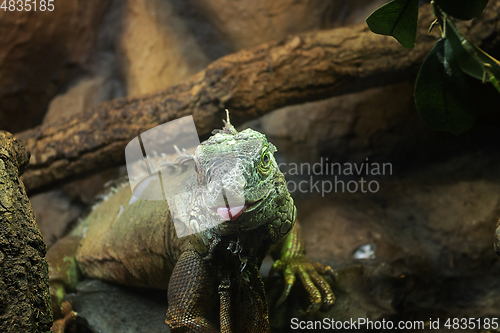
(48, 119, 335, 332)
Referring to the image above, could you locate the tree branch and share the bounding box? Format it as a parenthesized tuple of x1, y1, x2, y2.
(17, 2, 500, 193)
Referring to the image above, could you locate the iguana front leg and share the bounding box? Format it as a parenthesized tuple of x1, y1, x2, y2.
(271, 222, 336, 313)
(166, 247, 271, 332)
(218, 260, 271, 333)
(165, 250, 219, 332)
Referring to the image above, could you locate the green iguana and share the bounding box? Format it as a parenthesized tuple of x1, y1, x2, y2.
(48, 115, 335, 332)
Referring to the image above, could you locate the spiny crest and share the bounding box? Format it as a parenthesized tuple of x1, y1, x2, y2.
(212, 109, 237, 136)
(223, 109, 238, 134)
(205, 109, 268, 147)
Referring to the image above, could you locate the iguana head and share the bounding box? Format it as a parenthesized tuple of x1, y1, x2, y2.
(192, 115, 295, 237)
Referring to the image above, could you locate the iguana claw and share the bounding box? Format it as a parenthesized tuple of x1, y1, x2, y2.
(52, 301, 90, 333)
(271, 256, 336, 313)
(276, 283, 293, 307)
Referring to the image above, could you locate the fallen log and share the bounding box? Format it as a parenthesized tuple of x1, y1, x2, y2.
(17, 2, 500, 194)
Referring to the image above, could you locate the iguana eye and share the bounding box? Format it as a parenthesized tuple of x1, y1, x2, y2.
(263, 153, 270, 166)
(260, 149, 271, 174)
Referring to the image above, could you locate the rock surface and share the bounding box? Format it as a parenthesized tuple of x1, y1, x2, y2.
(108, 0, 386, 97)
(30, 190, 84, 249)
(245, 81, 422, 164)
(0, 0, 111, 133)
(117, 0, 211, 97)
(31, 167, 125, 249)
(67, 280, 169, 333)
(297, 153, 500, 325)
(43, 73, 124, 126)
(183, 0, 385, 50)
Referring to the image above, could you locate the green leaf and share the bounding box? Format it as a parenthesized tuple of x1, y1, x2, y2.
(366, 0, 419, 49)
(435, 0, 489, 20)
(445, 18, 500, 93)
(415, 38, 475, 135)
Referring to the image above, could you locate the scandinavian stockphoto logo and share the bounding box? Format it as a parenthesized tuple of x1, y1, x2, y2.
(279, 158, 393, 196)
(124, 116, 243, 238)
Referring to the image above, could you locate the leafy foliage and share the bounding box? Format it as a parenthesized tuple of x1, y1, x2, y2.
(366, 0, 499, 135)
(435, 0, 489, 20)
(444, 18, 500, 93)
(366, 0, 419, 48)
(415, 39, 475, 135)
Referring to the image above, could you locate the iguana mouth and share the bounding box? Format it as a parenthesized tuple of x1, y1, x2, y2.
(216, 205, 245, 221)
(212, 197, 264, 221)
(244, 197, 265, 212)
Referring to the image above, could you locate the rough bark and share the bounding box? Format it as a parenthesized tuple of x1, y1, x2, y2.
(0, 131, 52, 333)
(17, 2, 500, 194)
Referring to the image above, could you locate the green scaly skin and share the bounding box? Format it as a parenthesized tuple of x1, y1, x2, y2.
(48, 120, 336, 332)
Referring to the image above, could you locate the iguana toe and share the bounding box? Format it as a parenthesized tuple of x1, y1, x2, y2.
(272, 256, 336, 313)
(51, 301, 78, 333)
